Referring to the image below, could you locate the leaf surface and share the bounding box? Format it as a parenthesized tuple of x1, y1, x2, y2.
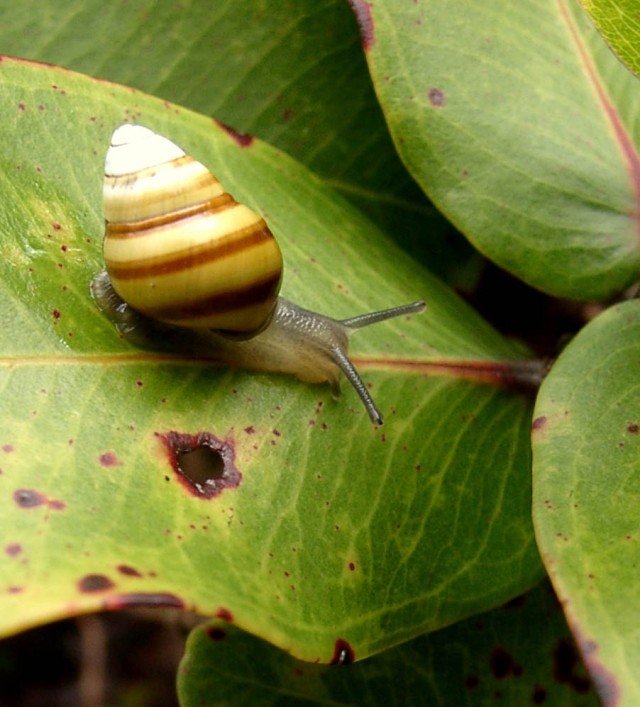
(0, 57, 541, 661)
(533, 300, 640, 704)
(580, 0, 640, 77)
(361, 0, 640, 299)
(178, 581, 597, 706)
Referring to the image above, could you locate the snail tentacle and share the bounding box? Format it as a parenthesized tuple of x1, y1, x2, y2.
(92, 123, 425, 424)
(339, 300, 426, 329)
(327, 344, 384, 426)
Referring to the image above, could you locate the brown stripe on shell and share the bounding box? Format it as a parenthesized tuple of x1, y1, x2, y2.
(105, 222, 274, 280)
(106, 193, 237, 235)
(149, 271, 282, 325)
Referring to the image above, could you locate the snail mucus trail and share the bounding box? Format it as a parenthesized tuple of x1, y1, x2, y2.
(90, 124, 425, 425)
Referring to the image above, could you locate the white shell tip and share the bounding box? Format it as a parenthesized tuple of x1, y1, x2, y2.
(105, 123, 186, 177)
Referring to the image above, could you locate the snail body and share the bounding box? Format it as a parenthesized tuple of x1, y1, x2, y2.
(91, 124, 425, 425)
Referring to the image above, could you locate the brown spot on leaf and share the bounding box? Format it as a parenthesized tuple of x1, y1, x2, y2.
(627, 423, 639, 434)
(490, 646, 520, 679)
(116, 564, 142, 578)
(78, 574, 115, 593)
(552, 639, 591, 693)
(14, 489, 46, 509)
(214, 120, 254, 147)
(99, 451, 121, 468)
(207, 626, 227, 641)
(428, 87, 445, 106)
(13, 489, 65, 511)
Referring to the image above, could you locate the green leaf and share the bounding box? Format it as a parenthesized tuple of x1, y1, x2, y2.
(580, 0, 640, 77)
(533, 299, 640, 704)
(0, 0, 480, 289)
(178, 581, 597, 706)
(361, 0, 640, 299)
(0, 57, 541, 661)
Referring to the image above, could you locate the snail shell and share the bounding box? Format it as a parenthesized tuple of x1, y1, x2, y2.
(92, 124, 425, 425)
(103, 124, 282, 335)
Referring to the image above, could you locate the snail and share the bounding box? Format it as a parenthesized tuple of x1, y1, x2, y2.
(90, 124, 425, 425)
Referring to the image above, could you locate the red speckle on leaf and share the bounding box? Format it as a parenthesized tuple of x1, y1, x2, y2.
(78, 574, 115, 593)
(348, 0, 375, 50)
(428, 88, 445, 107)
(99, 451, 121, 468)
(117, 564, 143, 578)
(532, 416, 547, 431)
(52, 309, 61, 320)
(5, 543, 22, 557)
(215, 607, 234, 622)
(215, 607, 233, 623)
(348, 562, 356, 571)
(243, 426, 255, 435)
(214, 119, 254, 147)
(330, 639, 355, 665)
(2, 444, 15, 453)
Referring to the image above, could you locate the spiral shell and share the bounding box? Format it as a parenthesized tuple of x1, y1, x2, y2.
(102, 124, 283, 335)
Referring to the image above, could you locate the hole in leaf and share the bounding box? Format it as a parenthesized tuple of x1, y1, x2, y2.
(177, 445, 224, 483)
(156, 431, 241, 499)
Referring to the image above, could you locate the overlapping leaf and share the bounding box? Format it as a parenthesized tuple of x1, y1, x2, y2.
(580, 0, 640, 76)
(533, 300, 640, 705)
(178, 581, 597, 706)
(361, 0, 640, 299)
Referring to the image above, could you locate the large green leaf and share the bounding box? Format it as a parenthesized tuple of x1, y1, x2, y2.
(533, 299, 640, 705)
(580, 0, 640, 77)
(178, 581, 597, 706)
(360, 0, 640, 299)
(0, 0, 480, 288)
(0, 56, 541, 662)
